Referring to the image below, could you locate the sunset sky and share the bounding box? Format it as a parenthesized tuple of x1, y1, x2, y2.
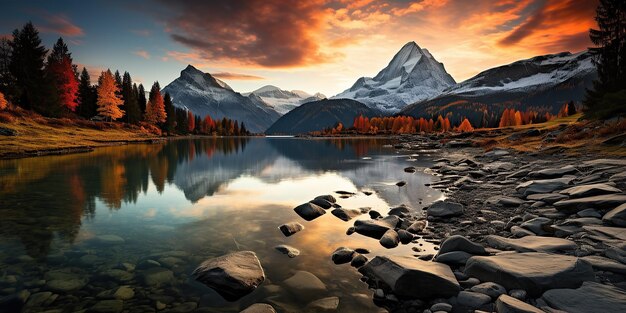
(0, 0, 598, 96)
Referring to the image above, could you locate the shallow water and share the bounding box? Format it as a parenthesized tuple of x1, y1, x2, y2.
(0, 137, 443, 312)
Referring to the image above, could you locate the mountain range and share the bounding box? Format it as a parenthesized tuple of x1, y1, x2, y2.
(243, 85, 326, 114)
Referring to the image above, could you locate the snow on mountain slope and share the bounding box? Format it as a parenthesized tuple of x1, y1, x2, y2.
(334, 41, 456, 113)
(244, 85, 326, 114)
(162, 65, 280, 133)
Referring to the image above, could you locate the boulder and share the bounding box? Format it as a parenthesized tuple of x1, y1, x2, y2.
(541, 281, 626, 313)
(602, 203, 626, 227)
(495, 295, 543, 313)
(397, 229, 413, 244)
(379, 229, 399, 249)
(359, 256, 460, 299)
(438, 235, 487, 255)
(528, 165, 577, 179)
(554, 194, 626, 212)
(486, 196, 525, 207)
(581, 255, 626, 274)
(354, 215, 400, 239)
(407, 220, 427, 234)
(519, 217, 552, 235)
(485, 235, 577, 253)
(388, 205, 411, 217)
(282, 271, 326, 301)
(44, 268, 88, 292)
(310, 198, 333, 209)
(193, 251, 265, 301)
(294, 203, 326, 221)
(314, 195, 336, 203)
(456, 291, 491, 309)
(331, 247, 355, 264)
(470, 282, 506, 299)
(464, 252, 594, 296)
(584, 225, 626, 242)
(275, 245, 300, 258)
(434, 251, 472, 265)
(350, 254, 368, 268)
(278, 222, 305, 237)
(330, 208, 362, 221)
(240, 303, 276, 313)
(427, 201, 464, 218)
(560, 183, 621, 198)
(515, 177, 574, 196)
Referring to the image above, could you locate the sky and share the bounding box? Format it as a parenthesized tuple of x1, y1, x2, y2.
(0, 0, 598, 96)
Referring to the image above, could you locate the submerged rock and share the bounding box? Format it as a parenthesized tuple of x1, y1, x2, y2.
(541, 281, 626, 313)
(427, 201, 464, 218)
(294, 203, 326, 221)
(44, 268, 88, 292)
(193, 251, 265, 301)
(278, 222, 305, 237)
(465, 252, 594, 296)
(141, 267, 174, 287)
(282, 271, 327, 302)
(359, 256, 460, 299)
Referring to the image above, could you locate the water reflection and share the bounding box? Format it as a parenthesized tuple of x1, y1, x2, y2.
(0, 137, 442, 312)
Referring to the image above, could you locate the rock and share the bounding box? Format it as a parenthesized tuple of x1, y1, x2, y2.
(427, 201, 464, 218)
(24, 291, 53, 309)
(528, 165, 577, 179)
(379, 229, 399, 249)
(95, 234, 125, 245)
(495, 295, 543, 313)
(0, 290, 29, 312)
(584, 225, 626, 242)
(430, 302, 452, 312)
(350, 254, 368, 268)
(100, 269, 134, 282)
(90, 300, 123, 313)
(113, 286, 134, 300)
(554, 194, 626, 212)
(278, 222, 305, 237)
(404, 166, 416, 173)
(282, 271, 326, 298)
(44, 268, 88, 292)
(397, 229, 413, 244)
(330, 208, 362, 221)
(515, 177, 574, 196)
(581, 255, 626, 274)
(193, 251, 265, 301)
(602, 203, 626, 227)
(368, 210, 382, 219)
(525, 193, 567, 204)
(354, 215, 400, 239)
(510, 226, 534, 238)
(310, 198, 333, 209)
(294, 203, 326, 221)
(438, 235, 487, 255)
(456, 291, 491, 309)
(407, 220, 427, 234)
(519, 217, 552, 235)
(471, 282, 507, 299)
(486, 196, 524, 207)
(359, 256, 460, 299)
(541, 281, 626, 313)
(388, 205, 410, 217)
(485, 235, 577, 253)
(559, 183, 621, 198)
(275, 245, 300, 258)
(0, 127, 18, 136)
(577, 208, 602, 218)
(396, 181, 406, 187)
(240, 303, 276, 313)
(141, 267, 174, 287)
(465, 252, 594, 296)
(508, 289, 526, 300)
(331, 247, 355, 264)
(305, 296, 339, 312)
(315, 195, 337, 203)
(136, 259, 161, 269)
(434, 251, 472, 265)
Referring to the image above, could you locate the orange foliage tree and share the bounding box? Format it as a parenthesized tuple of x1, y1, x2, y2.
(456, 118, 474, 132)
(0, 91, 7, 110)
(187, 111, 195, 132)
(145, 92, 166, 125)
(96, 70, 124, 121)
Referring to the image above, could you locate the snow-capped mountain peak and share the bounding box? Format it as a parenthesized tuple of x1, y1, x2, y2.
(244, 85, 326, 115)
(334, 41, 456, 113)
(180, 65, 233, 91)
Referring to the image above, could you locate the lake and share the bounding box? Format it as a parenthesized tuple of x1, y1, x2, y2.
(0, 137, 443, 312)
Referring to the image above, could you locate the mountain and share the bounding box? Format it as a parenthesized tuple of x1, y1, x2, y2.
(244, 85, 326, 115)
(265, 99, 379, 135)
(162, 65, 281, 133)
(334, 41, 456, 113)
(400, 51, 597, 126)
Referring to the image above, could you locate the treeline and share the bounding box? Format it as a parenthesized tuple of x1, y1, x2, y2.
(499, 102, 576, 127)
(0, 22, 249, 136)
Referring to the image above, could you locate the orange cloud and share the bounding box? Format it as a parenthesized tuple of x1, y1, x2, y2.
(212, 72, 265, 80)
(39, 12, 84, 37)
(134, 49, 150, 59)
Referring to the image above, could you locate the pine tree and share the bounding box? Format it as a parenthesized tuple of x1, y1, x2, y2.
(240, 121, 247, 135)
(46, 38, 79, 112)
(0, 38, 16, 102)
(145, 82, 166, 125)
(585, 0, 626, 117)
(77, 67, 97, 118)
(163, 93, 176, 134)
(137, 84, 147, 118)
(567, 101, 577, 116)
(96, 70, 124, 121)
(9, 22, 50, 112)
(121, 72, 140, 123)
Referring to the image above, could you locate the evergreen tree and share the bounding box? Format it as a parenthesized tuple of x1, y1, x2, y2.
(77, 67, 97, 118)
(240, 121, 247, 135)
(137, 84, 147, 118)
(0, 38, 16, 102)
(585, 0, 626, 118)
(567, 101, 577, 116)
(46, 38, 79, 112)
(121, 72, 141, 123)
(96, 69, 124, 121)
(9, 22, 50, 112)
(163, 92, 176, 134)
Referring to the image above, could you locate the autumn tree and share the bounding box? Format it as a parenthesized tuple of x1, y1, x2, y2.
(145, 82, 166, 125)
(0, 91, 8, 110)
(456, 118, 474, 132)
(187, 111, 195, 132)
(96, 70, 124, 121)
(46, 38, 79, 112)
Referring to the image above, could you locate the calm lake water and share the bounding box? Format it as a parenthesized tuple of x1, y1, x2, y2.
(0, 137, 443, 313)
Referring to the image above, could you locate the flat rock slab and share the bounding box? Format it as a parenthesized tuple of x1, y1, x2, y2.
(486, 235, 577, 253)
(583, 225, 626, 243)
(495, 295, 543, 313)
(560, 183, 622, 198)
(603, 203, 626, 227)
(554, 194, 626, 212)
(438, 235, 487, 255)
(427, 201, 464, 218)
(528, 165, 577, 179)
(541, 281, 626, 313)
(193, 251, 265, 301)
(359, 256, 460, 299)
(526, 193, 567, 204)
(581, 255, 626, 274)
(464, 252, 594, 296)
(485, 196, 525, 207)
(515, 177, 574, 196)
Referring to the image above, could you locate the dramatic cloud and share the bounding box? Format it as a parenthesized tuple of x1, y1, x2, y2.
(39, 12, 84, 37)
(153, 0, 332, 68)
(212, 72, 265, 80)
(134, 49, 150, 59)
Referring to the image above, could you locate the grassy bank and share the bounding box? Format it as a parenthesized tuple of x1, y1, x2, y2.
(0, 109, 160, 159)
